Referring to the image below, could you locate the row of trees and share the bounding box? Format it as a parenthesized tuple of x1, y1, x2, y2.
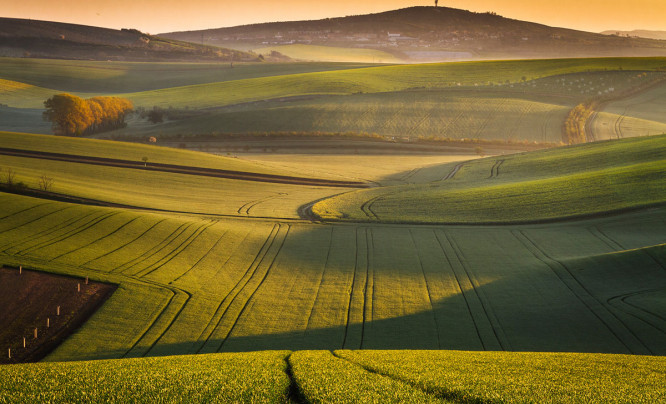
(43, 94, 133, 136)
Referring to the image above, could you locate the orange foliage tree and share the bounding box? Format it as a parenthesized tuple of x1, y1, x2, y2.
(43, 94, 133, 136)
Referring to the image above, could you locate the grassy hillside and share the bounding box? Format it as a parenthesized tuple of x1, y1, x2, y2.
(0, 350, 664, 402)
(0, 57, 377, 93)
(313, 134, 666, 223)
(0, 18, 257, 63)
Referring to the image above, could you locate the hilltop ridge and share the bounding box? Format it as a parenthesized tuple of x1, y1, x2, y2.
(161, 6, 666, 62)
(0, 17, 259, 62)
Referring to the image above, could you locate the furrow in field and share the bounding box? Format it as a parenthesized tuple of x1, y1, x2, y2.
(112, 221, 193, 274)
(82, 218, 168, 268)
(342, 227, 368, 349)
(49, 216, 142, 262)
(512, 229, 652, 355)
(195, 224, 283, 353)
(607, 290, 666, 335)
(134, 220, 217, 279)
(303, 226, 358, 348)
(434, 230, 503, 351)
(446, 232, 511, 350)
(214, 224, 291, 352)
(123, 286, 190, 358)
(302, 227, 335, 335)
(170, 228, 230, 283)
(0, 200, 53, 221)
(360, 228, 375, 349)
(0, 206, 85, 251)
(14, 211, 119, 257)
(0, 204, 72, 235)
(408, 229, 441, 348)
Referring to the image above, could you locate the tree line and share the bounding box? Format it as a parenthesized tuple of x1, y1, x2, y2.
(43, 94, 133, 136)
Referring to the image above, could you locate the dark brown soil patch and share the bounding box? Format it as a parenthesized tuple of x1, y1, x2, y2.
(0, 266, 116, 364)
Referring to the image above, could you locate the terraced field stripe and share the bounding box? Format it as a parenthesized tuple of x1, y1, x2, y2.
(14, 211, 118, 257)
(408, 229, 441, 348)
(134, 220, 217, 279)
(112, 221, 193, 274)
(196, 224, 284, 353)
(214, 224, 291, 351)
(434, 230, 503, 351)
(49, 216, 142, 262)
(513, 229, 652, 355)
(342, 227, 368, 349)
(82, 218, 167, 268)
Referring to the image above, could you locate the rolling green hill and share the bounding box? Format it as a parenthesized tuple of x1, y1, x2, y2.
(313, 134, 666, 223)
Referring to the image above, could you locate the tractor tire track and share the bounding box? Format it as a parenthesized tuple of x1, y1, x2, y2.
(0, 207, 87, 252)
(342, 227, 367, 350)
(112, 221, 193, 274)
(0, 205, 72, 235)
(303, 227, 334, 335)
(195, 224, 283, 353)
(170, 228, 230, 284)
(408, 229, 441, 348)
(488, 160, 505, 179)
(82, 218, 168, 268)
(215, 224, 290, 351)
(49, 216, 142, 262)
(134, 221, 217, 279)
(445, 231, 510, 350)
(0, 201, 54, 221)
(433, 230, 502, 350)
(14, 211, 118, 257)
(607, 289, 666, 336)
(360, 228, 374, 349)
(512, 229, 652, 355)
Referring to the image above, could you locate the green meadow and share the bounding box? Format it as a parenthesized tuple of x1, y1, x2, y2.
(1, 55, 665, 402)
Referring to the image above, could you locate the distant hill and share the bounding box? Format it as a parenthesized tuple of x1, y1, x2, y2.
(161, 6, 666, 62)
(0, 18, 260, 62)
(601, 30, 666, 41)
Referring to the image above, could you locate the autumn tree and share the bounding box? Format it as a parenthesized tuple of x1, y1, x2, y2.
(43, 94, 133, 136)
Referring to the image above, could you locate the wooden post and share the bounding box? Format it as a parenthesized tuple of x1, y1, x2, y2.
(34, 328, 38, 339)
(7, 348, 10, 359)
(57, 306, 60, 316)
(77, 283, 80, 292)
(85, 276, 88, 285)
(23, 337, 26, 348)
(19, 265, 22, 274)
(46, 318, 50, 328)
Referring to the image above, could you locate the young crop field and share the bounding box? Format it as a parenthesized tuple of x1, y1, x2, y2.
(0, 349, 664, 403)
(0, 129, 665, 400)
(313, 134, 666, 223)
(2, 57, 665, 144)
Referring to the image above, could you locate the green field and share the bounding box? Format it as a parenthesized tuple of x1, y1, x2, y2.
(2, 29, 666, 404)
(313, 134, 666, 223)
(253, 44, 403, 63)
(2, 57, 666, 144)
(1, 134, 665, 359)
(1, 350, 664, 402)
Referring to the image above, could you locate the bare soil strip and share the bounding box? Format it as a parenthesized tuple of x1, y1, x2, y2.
(0, 266, 116, 364)
(0, 147, 368, 188)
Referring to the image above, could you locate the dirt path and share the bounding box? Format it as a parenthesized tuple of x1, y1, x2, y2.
(0, 147, 368, 188)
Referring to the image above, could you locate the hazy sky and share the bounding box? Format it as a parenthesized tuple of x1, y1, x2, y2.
(4, 0, 666, 34)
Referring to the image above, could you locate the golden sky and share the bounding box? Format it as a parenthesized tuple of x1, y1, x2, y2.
(4, 0, 666, 34)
